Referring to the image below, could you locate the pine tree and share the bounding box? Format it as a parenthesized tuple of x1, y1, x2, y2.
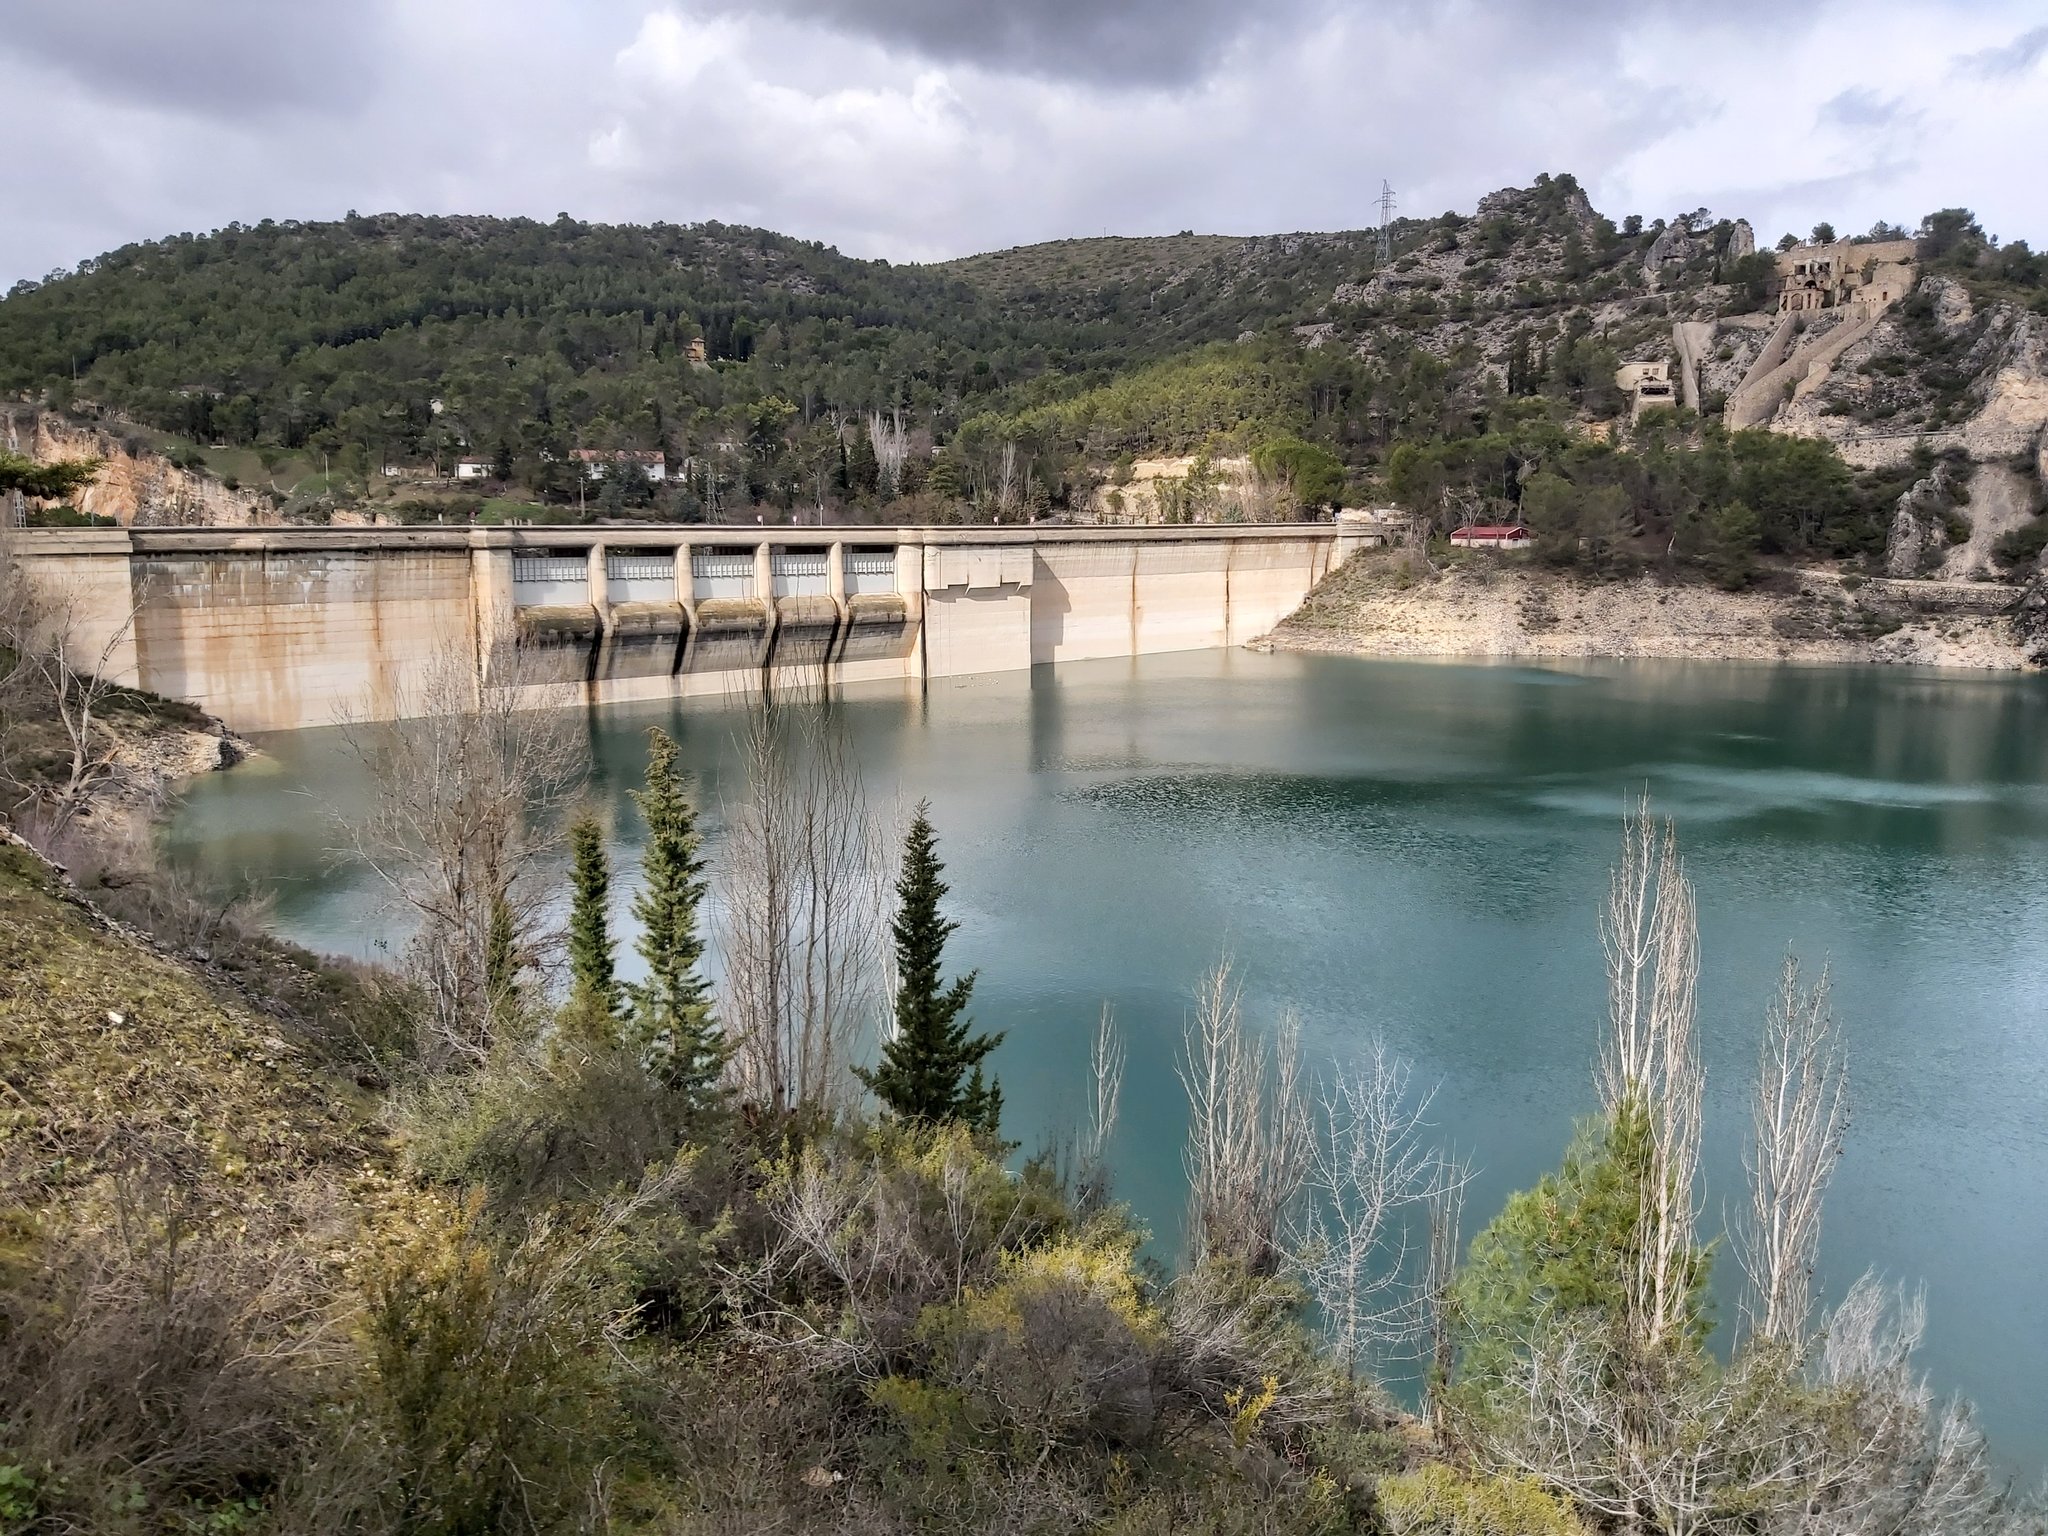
(847, 429, 880, 499)
(628, 728, 724, 1101)
(564, 812, 621, 1040)
(857, 803, 1003, 1134)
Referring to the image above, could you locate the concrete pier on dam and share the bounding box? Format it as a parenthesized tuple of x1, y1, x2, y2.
(13, 524, 1363, 733)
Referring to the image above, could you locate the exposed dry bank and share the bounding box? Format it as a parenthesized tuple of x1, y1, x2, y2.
(1263, 551, 2044, 671)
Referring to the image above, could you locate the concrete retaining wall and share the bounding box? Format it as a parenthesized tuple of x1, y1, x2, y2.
(13, 524, 1355, 731)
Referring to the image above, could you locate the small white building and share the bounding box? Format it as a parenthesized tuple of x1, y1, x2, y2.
(1616, 360, 1678, 422)
(1335, 506, 1416, 548)
(1450, 524, 1532, 550)
(572, 449, 667, 483)
(455, 458, 493, 481)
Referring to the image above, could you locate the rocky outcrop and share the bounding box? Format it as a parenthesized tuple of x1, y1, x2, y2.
(1958, 310, 2048, 462)
(1768, 283, 2047, 470)
(24, 413, 274, 527)
(1643, 224, 1685, 276)
(1941, 465, 2039, 581)
(2014, 575, 2048, 665)
(1268, 556, 2035, 672)
(1882, 461, 2036, 581)
(1642, 213, 1750, 283)
(1885, 459, 1968, 577)
(1671, 321, 1715, 410)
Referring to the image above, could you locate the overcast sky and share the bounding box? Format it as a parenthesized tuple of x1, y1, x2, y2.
(3, 0, 2044, 287)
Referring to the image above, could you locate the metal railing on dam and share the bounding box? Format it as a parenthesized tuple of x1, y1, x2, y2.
(12, 522, 1363, 732)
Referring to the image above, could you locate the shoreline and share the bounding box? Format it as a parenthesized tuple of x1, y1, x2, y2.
(58, 709, 253, 858)
(1260, 556, 2044, 674)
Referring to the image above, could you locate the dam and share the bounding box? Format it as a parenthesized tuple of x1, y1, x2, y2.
(13, 523, 1362, 732)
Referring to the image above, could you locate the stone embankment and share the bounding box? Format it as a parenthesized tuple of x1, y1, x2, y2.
(1261, 553, 2038, 671)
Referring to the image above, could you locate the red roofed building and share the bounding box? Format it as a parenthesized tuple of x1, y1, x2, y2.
(1450, 524, 1531, 550)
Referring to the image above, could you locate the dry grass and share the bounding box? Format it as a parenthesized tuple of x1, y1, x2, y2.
(0, 837, 383, 1224)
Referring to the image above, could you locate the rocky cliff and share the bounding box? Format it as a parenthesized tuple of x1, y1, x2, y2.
(1741, 279, 2048, 473)
(23, 412, 275, 526)
(1887, 460, 2040, 580)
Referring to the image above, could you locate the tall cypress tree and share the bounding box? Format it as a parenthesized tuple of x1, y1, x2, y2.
(857, 803, 1003, 1134)
(485, 889, 520, 1025)
(628, 727, 724, 1102)
(564, 811, 621, 1040)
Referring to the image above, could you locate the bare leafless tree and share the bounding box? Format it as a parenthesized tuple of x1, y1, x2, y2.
(1480, 1322, 1820, 1536)
(1179, 960, 1308, 1274)
(717, 696, 889, 1114)
(993, 440, 1023, 522)
(1599, 796, 1704, 1355)
(866, 410, 908, 501)
(1289, 1038, 1461, 1381)
(0, 542, 145, 842)
(1738, 955, 1849, 1352)
(336, 643, 582, 1067)
(1475, 1279, 2041, 1536)
(1071, 1004, 1127, 1213)
(1791, 1274, 2041, 1536)
(1220, 459, 1287, 524)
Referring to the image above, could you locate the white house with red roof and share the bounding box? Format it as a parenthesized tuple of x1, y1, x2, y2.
(1449, 524, 1531, 549)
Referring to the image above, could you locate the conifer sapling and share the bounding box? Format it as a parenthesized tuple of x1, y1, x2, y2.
(564, 811, 621, 1040)
(628, 727, 725, 1101)
(858, 802, 1003, 1134)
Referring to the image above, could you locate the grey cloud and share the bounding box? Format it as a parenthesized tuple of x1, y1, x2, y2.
(688, 0, 1321, 85)
(0, 0, 2039, 290)
(702, 0, 1828, 87)
(1953, 22, 2048, 78)
(0, 0, 397, 116)
(1817, 88, 1917, 130)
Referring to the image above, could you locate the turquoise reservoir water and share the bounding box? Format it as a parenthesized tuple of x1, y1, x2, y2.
(164, 652, 2048, 1467)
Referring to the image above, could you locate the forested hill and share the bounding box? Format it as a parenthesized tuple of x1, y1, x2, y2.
(3, 179, 2043, 587)
(0, 211, 1363, 458)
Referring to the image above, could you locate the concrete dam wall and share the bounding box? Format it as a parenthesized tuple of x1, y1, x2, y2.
(13, 524, 1358, 732)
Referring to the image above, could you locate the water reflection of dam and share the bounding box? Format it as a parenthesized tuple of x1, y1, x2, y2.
(18, 524, 1360, 731)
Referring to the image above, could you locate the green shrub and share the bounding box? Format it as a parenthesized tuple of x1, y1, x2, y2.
(23, 503, 113, 528)
(359, 1208, 629, 1536)
(1378, 1463, 1586, 1535)
(0, 1463, 40, 1527)
(1992, 518, 2048, 571)
(901, 1232, 1162, 1455)
(401, 1036, 703, 1211)
(1450, 1102, 1710, 1408)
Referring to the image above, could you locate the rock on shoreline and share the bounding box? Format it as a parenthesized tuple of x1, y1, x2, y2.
(1260, 555, 2039, 672)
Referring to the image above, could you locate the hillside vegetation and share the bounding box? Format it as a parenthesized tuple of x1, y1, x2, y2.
(1, 178, 2043, 585)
